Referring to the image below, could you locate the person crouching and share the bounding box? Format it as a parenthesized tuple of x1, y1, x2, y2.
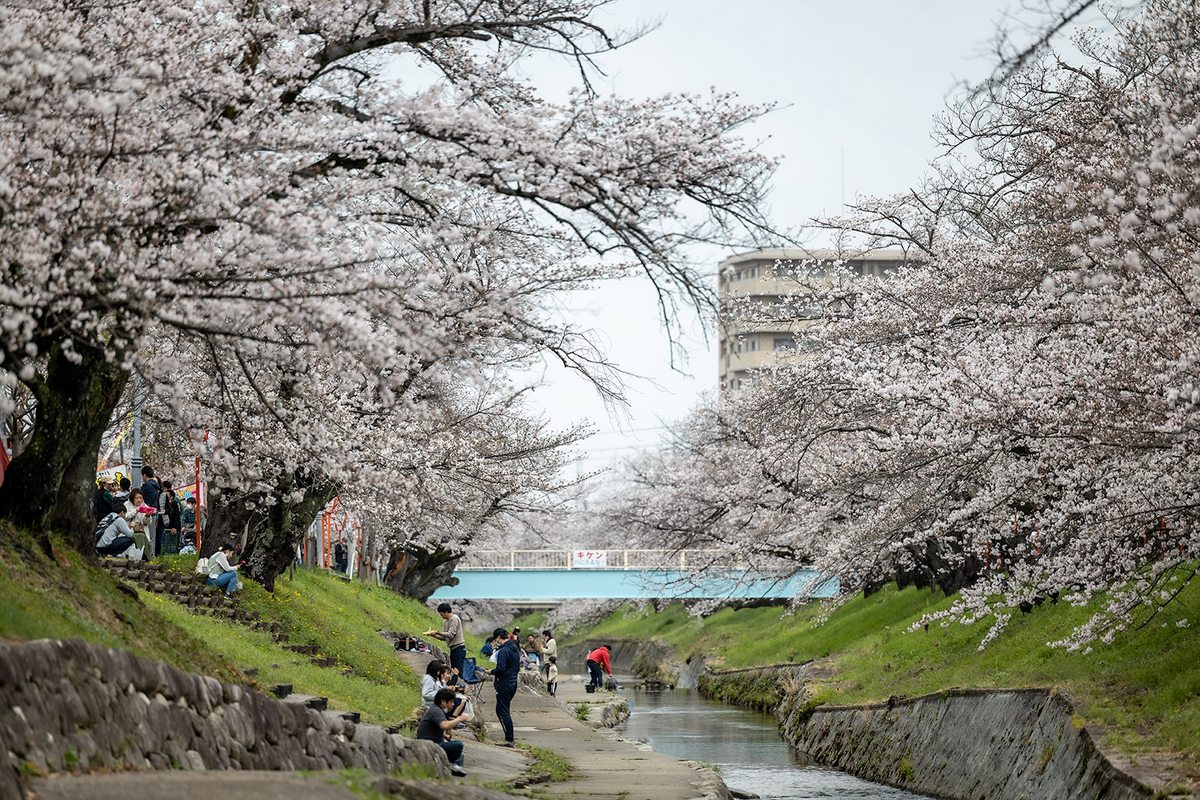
(417, 688, 468, 777)
(206, 544, 241, 595)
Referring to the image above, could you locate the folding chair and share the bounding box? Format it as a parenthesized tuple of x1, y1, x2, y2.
(461, 656, 487, 707)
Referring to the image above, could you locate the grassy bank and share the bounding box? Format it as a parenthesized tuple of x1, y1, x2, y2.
(0, 522, 473, 727)
(559, 577, 1200, 764)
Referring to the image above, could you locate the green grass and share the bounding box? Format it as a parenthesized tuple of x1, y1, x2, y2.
(524, 745, 574, 782)
(145, 559, 487, 727)
(0, 525, 241, 683)
(566, 578, 1200, 761)
(0, 522, 478, 729)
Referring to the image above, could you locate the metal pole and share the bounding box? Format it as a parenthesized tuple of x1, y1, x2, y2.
(129, 374, 143, 489)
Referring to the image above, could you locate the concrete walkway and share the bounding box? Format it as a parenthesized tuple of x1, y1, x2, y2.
(24, 665, 726, 800)
(468, 670, 726, 800)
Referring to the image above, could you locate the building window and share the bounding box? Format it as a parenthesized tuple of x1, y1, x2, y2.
(748, 339, 758, 352)
(774, 337, 796, 351)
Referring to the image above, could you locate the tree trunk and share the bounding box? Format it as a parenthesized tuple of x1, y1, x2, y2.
(0, 343, 128, 552)
(204, 471, 337, 591)
(383, 546, 461, 602)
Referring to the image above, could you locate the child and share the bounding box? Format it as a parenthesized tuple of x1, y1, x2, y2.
(546, 655, 558, 697)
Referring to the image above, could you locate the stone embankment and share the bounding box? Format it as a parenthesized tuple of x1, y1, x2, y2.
(604, 639, 1170, 800)
(779, 685, 1153, 800)
(0, 638, 447, 800)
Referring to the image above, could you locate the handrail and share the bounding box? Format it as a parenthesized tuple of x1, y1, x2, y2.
(454, 549, 759, 571)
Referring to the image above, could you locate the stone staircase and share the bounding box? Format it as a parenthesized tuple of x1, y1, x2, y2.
(97, 560, 420, 736)
(98, 559, 312, 662)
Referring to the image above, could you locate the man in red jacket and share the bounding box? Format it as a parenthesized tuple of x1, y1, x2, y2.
(585, 644, 612, 690)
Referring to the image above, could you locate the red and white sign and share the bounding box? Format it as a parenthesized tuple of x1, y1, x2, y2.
(572, 550, 607, 568)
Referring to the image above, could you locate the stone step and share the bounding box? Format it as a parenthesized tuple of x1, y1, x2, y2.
(285, 694, 327, 711)
(270, 683, 293, 699)
(284, 644, 319, 656)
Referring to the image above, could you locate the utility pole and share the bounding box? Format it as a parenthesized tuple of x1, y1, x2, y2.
(130, 374, 143, 489)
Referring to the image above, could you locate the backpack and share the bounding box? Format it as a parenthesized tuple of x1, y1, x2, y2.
(94, 513, 117, 541)
(196, 557, 210, 575)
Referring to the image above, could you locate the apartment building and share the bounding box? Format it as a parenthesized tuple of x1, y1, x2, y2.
(718, 248, 911, 390)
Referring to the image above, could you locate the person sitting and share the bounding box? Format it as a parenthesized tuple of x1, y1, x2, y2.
(95, 502, 140, 558)
(123, 489, 155, 556)
(437, 664, 469, 722)
(417, 688, 468, 777)
(421, 660, 445, 709)
(525, 634, 541, 668)
(206, 544, 241, 595)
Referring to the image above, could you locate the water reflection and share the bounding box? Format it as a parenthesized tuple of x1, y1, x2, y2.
(615, 688, 929, 800)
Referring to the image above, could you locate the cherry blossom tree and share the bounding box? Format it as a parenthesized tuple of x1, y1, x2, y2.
(615, 0, 1200, 649)
(0, 0, 779, 553)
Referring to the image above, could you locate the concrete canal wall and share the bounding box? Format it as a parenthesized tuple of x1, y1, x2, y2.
(604, 639, 1157, 800)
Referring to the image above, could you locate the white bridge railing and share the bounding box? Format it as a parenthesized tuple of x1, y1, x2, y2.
(455, 549, 745, 571)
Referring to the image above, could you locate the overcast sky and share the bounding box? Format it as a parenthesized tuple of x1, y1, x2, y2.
(512, 0, 1055, 476)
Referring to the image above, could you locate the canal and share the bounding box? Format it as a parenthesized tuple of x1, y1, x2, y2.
(615, 687, 930, 799)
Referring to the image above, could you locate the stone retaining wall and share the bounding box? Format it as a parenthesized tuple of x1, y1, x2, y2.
(779, 687, 1151, 800)
(626, 643, 1157, 800)
(0, 638, 448, 800)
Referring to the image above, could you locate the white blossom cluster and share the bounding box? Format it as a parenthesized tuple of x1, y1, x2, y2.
(611, 0, 1200, 650)
(0, 0, 777, 561)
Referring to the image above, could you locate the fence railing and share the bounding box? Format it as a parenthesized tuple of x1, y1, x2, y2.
(455, 549, 752, 571)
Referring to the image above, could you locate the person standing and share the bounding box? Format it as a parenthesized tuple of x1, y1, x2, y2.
(486, 628, 520, 747)
(160, 480, 182, 554)
(540, 630, 557, 678)
(427, 603, 466, 680)
(140, 467, 163, 555)
(546, 656, 558, 698)
(416, 688, 468, 777)
(585, 644, 612, 690)
(333, 539, 348, 573)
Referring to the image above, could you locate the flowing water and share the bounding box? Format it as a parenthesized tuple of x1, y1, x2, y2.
(615, 687, 931, 799)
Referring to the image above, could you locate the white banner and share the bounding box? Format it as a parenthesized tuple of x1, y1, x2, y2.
(572, 550, 607, 568)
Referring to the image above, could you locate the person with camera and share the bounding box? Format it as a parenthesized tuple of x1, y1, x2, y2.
(206, 543, 243, 595)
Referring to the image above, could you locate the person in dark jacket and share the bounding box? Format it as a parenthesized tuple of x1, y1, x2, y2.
(140, 466, 163, 555)
(92, 478, 115, 523)
(485, 628, 520, 746)
(159, 480, 182, 553)
(140, 466, 161, 508)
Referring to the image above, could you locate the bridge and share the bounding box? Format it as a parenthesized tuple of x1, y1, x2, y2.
(428, 549, 838, 604)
